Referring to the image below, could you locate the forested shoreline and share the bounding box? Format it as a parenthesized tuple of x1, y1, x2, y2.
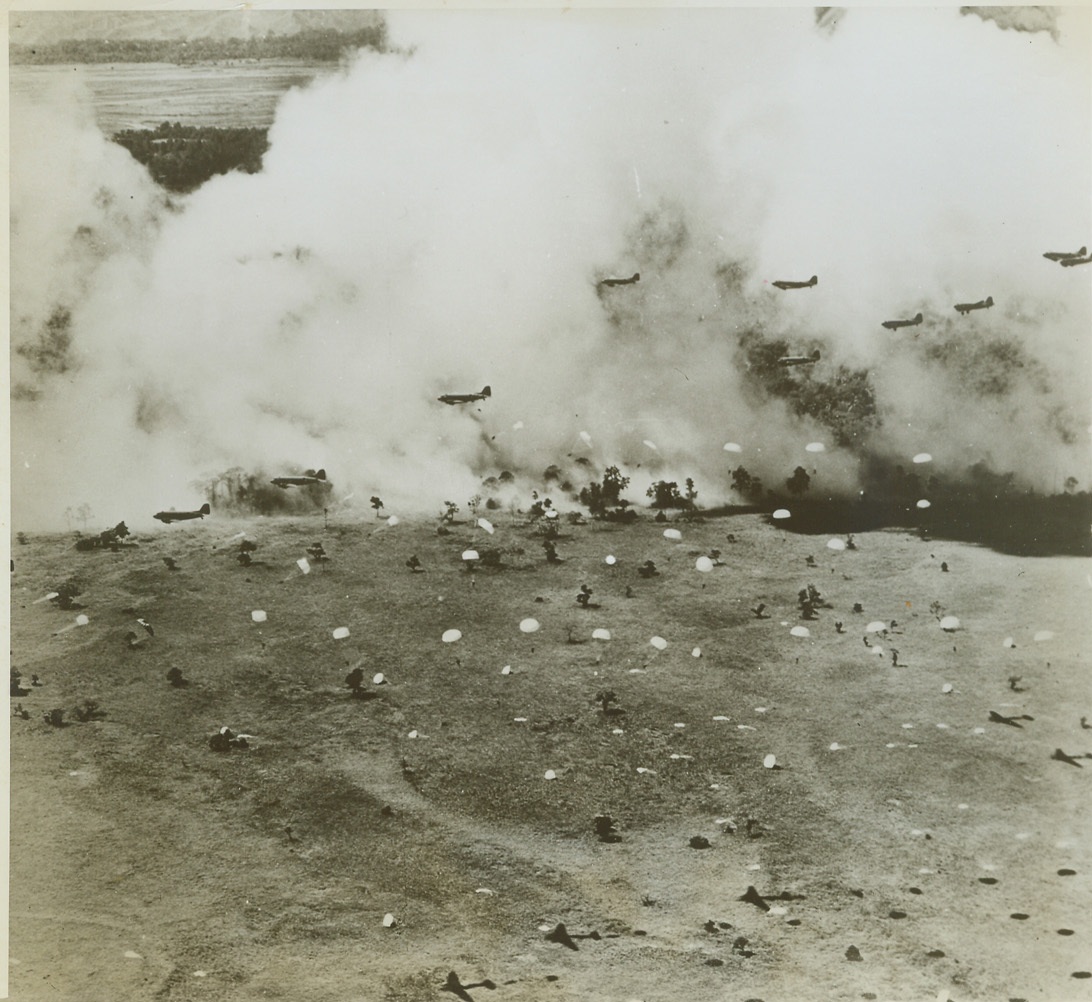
(10, 26, 386, 65)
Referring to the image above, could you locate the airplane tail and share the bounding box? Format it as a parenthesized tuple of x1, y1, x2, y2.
(200, 503, 211, 515)
(809, 276, 818, 285)
(913, 313, 923, 322)
(812, 349, 821, 360)
(985, 296, 994, 307)
(481, 386, 491, 398)
(314, 469, 327, 481)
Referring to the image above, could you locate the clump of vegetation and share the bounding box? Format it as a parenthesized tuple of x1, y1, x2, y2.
(579, 466, 635, 521)
(595, 690, 624, 717)
(786, 466, 812, 497)
(345, 667, 370, 698)
(798, 584, 829, 619)
(370, 496, 385, 518)
(731, 467, 765, 503)
(51, 582, 84, 610)
(440, 501, 459, 524)
(16, 305, 73, 376)
(646, 480, 686, 510)
(166, 667, 187, 688)
(75, 521, 132, 552)
(576, 584, 598, 609)
(11, 669, 28, 697)
(113, 123, 270, 194)
(71, 699, 104, 723)
(594, 814, 622, 843)
(43, 708, 66, 728)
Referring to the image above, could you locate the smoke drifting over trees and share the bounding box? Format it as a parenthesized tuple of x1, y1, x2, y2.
(9, 8, 1091, 530)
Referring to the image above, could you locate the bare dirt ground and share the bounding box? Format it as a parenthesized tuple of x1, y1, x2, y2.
(8, 511, 1091, 1001)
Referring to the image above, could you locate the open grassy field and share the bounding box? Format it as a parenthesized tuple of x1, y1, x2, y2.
(8, 509, 1091, 1001)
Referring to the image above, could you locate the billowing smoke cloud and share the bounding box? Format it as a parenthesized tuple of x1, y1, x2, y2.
(10, 7, 1091, 531)
(961, 7, 1061, 41)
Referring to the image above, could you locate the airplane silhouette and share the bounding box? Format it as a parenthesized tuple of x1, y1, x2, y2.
(1051, 748, 1090, 768)
(1043, 246, 1086, 262)
(988, 709, 1034, 728)
(154, 503, 211, 523)
(271, 469, 326, 489)
(441, 971, 497, 1002)
(778, 349, 821, 367)
(954, 296, 993, 315)
(438, 386, 491, 405)
(772, 275, 818, 290)
(1060, 254, 1092, 267)
(882, 312, 923, 331)
(598, 272, 640, 288)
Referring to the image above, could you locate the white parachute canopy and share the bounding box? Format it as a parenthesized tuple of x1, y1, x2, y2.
(865, 621, 888, 633)
(373, 672, 386, 685)
(695, 556, 714, 573)
(297, 557, 311, 574)
(650, 635, 668, 650)
(251, 610, 267, 623)
(805, 442, 826, 453)
(763, 754, 778, 769)
(723, 442, 743, 453)
(592, 628, 612, 641)
(519, 618, 541, 634)
(476, 517, 494, 534)
(1034, 630, 1054, 642)
(916, 499, 931, 509)
(442, 629, 462, 643)
(940, 616, 961, 632)
(544, 769, 557, 780)
(579, 430, 593, 446)
(790, 625, 811, 638)
(643, 439, 658, 451)
(75, 614, 90, 627)
(604, 555, 617, 565)
(913, 453, 933, 464)
(772, 508, 791, 520)
(332, 626, 350, 640)
(386, 515, 400, 526)
(663, 528, 683, 541)
(826, 538, 846, 551)
(462, 549, 480, 561)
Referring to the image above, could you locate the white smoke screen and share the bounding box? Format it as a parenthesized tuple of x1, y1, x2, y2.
(10, 8, 1092, 530)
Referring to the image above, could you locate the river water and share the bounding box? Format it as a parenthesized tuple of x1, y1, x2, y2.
(10, 60, 336, 132)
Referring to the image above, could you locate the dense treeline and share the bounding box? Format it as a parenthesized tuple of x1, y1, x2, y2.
(113, 122, 268, 194)
(10, 26, 386, 65)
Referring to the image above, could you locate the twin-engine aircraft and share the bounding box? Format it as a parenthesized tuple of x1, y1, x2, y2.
(777, 349, 821, 367)
(597, 272, 641, 288)
(954, 296, 994, 315)
(154, 503, 211, 523)
(882, 312, 924, 331)
(772, 275, 818, 290)
(438, 386, 491, 406)
(271, 469, 327, 489)
(1043, 246, 1086, 262)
